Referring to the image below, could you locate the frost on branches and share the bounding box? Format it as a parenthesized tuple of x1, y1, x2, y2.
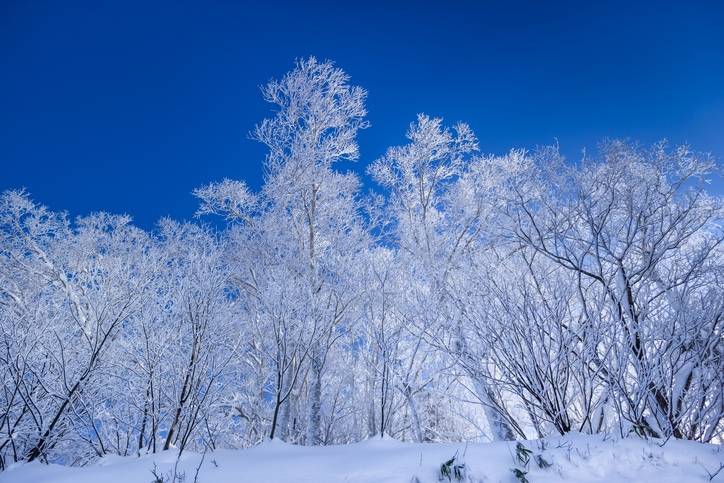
(0, 58, 722, 469)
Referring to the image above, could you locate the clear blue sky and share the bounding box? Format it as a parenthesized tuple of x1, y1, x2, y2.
(2, 0, 723, 228)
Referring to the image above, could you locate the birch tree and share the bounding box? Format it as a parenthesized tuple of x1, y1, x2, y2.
(196, 57, 370, 445)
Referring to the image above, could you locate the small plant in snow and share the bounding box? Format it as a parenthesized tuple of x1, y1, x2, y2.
(439, 453, 467, 481)
(150, 462, 186, 483)
(511, 468, 529, 483)
(535, 453, 552, 469)
(700, 461, 724, 481)
(509, 443, 534, 483)
(515, 443, 532, 467)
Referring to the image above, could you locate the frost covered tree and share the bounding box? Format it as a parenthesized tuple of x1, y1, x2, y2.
(368, 115, 519, 441)
(154, 221, 239, 453)
(195, 57, 370, 445)
(0, 191, 153, 465)
(504, 141, 723, 441)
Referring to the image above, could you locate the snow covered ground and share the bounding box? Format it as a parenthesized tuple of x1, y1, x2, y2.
(2, 434, 722, 483)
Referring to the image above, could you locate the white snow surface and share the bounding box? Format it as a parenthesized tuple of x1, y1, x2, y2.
(2, 434, 722, 483)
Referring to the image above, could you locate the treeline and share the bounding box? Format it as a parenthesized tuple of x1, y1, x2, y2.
(0, 58, 722, 468)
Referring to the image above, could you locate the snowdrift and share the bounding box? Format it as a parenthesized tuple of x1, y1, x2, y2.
(1, 434, 722, 483)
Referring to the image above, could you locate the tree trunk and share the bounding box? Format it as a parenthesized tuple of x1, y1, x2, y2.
(403, 383, 424, 443)
(306, 359, 323, 445)
(472, 377, 517, 441)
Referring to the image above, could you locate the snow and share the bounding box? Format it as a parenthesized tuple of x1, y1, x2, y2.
(2, 434, 721, 483)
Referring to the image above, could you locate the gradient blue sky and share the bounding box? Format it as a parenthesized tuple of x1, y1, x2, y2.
(2, 0, 723, 229)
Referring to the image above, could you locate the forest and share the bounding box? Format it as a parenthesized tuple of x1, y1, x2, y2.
(0, 57, 722, 469)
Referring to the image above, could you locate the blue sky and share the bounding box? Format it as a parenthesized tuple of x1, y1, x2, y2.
(2, 0, 723, 229)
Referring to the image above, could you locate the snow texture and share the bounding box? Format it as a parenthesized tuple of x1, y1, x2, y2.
(2, 434, 722, 483)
